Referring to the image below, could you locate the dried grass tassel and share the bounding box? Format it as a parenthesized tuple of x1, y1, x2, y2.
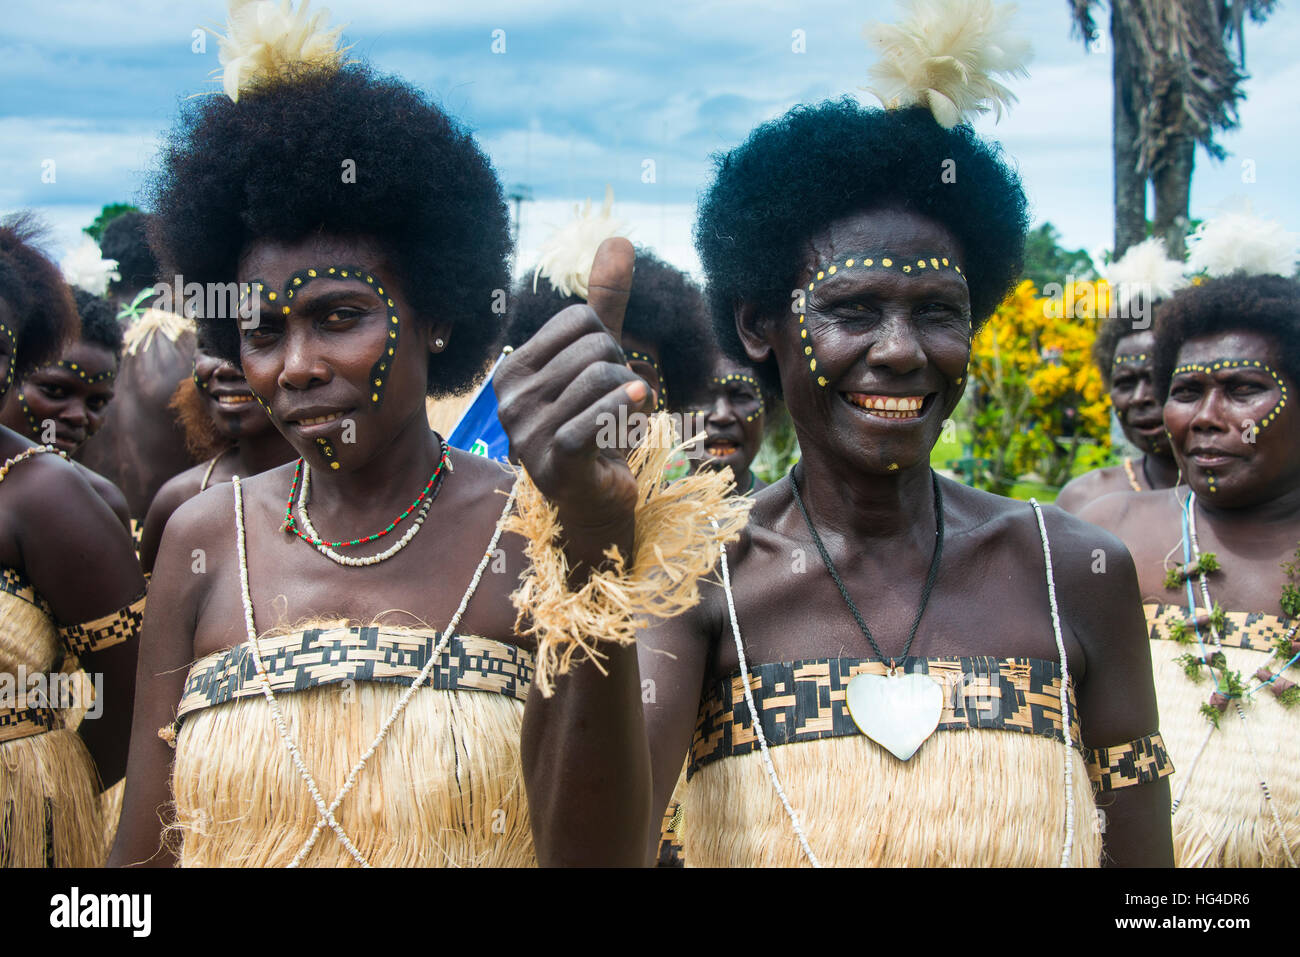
(505, 412, 752, 697)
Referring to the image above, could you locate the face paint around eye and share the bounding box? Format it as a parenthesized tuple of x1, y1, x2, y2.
(801, 252, 968, 387)
(1171, 358, 1289, 431)
(271, 265, 401, 412)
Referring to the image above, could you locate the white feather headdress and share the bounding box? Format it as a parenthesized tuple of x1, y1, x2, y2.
(1104, 237, 1188, 311)
(532, 186, 628, 300)
(864, 0, 1032, 129)
(1185, 211, 1299, 279)
(60, 236, 120, 297)
(212, 0, 349, 103)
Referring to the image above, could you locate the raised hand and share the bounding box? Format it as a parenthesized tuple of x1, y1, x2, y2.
(495, 237, 652, 539)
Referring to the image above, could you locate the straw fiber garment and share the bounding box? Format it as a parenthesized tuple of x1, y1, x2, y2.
(683, 655, 1108, 867)
(170, 623, 535, 867)
(0, 574, 103, 867)
(684, 728, 1101, 868)
(1146, 604, 1299, 867)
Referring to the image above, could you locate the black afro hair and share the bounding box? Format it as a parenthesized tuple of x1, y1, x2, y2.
(1152, 273, 1300, 398)
(99, 210, 158, 295)
(508, 247, 712, 404)
(0, 212, 77, 384)
(72, 288, 124, 359)
(149, 64, 511, 397)
(694, 99, 1029, 396)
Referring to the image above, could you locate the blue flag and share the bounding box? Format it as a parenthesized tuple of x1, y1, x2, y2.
(447, 350, 511, 463)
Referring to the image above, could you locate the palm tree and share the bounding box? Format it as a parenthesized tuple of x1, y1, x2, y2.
(1068, 1, 1276, 259)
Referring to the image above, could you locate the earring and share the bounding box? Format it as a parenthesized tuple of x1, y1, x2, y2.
(434, 338, 445, 349)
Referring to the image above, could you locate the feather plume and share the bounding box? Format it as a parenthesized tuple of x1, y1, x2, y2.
(1104, 237, 1188, 311)
(1185, 211, 1299, 279)
(532, 185, 628, 300)
(60, 236, 119, 297)
(212, 0, 349, 103)
(864, 0, 1032, 129)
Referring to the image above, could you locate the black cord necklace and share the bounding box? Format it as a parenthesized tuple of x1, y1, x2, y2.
(789, 466, 945, 671)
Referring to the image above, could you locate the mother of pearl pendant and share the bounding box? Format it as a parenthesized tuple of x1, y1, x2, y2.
(845, 671, 943, 761)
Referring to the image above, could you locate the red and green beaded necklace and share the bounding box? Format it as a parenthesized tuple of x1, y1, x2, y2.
(281, 436, 451, 548)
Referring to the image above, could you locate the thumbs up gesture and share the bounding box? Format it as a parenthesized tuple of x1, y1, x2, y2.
(495, 238, 652, 541)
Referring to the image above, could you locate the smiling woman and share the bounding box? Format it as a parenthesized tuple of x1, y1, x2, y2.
(137, 335, 295, 576)
(500, 0, 1175, 866)
(108, 3, 537, 868)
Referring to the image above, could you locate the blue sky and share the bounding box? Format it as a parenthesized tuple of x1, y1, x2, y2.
(3, 0, 1298, 277)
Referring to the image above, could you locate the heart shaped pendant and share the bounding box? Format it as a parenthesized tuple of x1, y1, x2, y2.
(845, 671, 944, 761)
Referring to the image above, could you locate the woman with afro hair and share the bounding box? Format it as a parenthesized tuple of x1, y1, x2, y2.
(111, 4, 536, 867)
(496, 2, 1173, 866)
(0, 288, 132, 530)
(0, 213, 146, 866)
(1081, 253, 1300, 866)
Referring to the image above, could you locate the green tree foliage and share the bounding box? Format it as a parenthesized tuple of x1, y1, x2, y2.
(83, 203, 140, 243)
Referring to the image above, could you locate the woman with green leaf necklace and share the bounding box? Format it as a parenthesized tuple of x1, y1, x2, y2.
(1082, 273, 1300, 867)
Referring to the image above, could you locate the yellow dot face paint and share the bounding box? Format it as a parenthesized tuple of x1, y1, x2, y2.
(625, 349, 666, 411)
(1171, 358, 1289, 431)
(800, 252, 968, 387)
(249, 265, 403, 421)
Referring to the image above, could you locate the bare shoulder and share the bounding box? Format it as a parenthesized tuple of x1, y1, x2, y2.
(150, 462, 209, 516)
(942, 479, 1133, 590)
(1056, 465, 1127, 514)
(77, 463, 132, 530)
(1077, 487, 1173, 536)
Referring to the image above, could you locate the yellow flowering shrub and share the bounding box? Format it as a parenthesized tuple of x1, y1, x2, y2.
(968, 278, 1112, 494)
